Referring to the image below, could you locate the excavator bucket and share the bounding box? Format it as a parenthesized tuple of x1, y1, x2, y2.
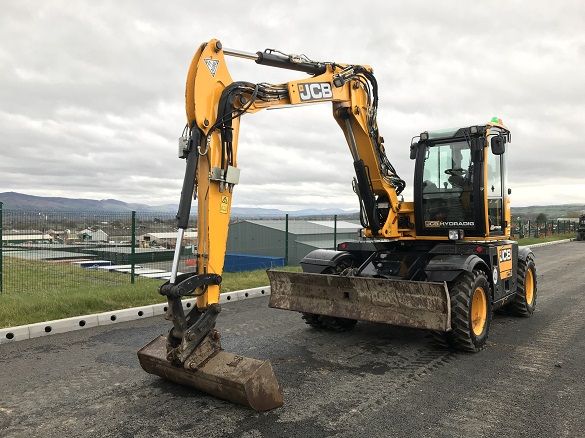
(267, 271, 451, 331)
(138, 332, 283, 411)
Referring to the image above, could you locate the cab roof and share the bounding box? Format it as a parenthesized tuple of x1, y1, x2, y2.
(422, 118, 509, 141)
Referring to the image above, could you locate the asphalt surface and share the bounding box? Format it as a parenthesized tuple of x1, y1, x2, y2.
(1, 242, 585, 438)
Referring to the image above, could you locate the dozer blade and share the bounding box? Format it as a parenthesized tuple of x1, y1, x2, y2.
(138, 334, 283, 411)
(268, 270, 451, 331)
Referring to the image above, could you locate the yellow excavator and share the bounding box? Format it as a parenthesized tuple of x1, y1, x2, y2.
(138, 39, 537, 411)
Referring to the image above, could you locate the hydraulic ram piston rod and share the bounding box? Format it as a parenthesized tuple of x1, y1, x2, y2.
(169, 228, 185, 284)
(223, 45, 326, 75)
(223, 48, 259, 61)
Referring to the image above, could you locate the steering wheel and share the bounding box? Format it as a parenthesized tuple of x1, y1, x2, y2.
(444, 168, 468, 176)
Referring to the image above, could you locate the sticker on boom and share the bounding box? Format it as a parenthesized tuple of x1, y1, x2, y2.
(220, 195, 229, 214)
(298, 82, 333, 101)
(204, 58, 219, 77)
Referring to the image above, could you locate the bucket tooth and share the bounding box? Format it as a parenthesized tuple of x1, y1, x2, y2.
(138, 335, 283, 412)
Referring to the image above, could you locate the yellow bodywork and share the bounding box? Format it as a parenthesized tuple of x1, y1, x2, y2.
(184, 40, 239, 308)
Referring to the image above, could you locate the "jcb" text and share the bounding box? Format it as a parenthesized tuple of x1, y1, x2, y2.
(499, 248, 512, 262)
(298, 82, 333, 101)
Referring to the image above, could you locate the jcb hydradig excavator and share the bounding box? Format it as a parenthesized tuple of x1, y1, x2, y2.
(138, 39, 538, 411)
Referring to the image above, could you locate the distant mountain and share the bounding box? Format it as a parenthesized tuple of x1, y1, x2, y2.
(0, 192, 153, 211)
(4, 191, 584, 220)
(3, 192, 583, 220)
(0, 192, 355, 218)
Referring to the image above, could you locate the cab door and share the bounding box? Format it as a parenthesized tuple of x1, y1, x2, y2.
(486, 146, 505, 236)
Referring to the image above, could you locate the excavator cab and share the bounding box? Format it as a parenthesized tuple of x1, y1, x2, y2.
(412, 121, 512, 238)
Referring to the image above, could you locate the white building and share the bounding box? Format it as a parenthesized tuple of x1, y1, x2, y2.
(139, 230, 197, 248)
(78, 228, 109, 242)
(2, 233, 53, 244)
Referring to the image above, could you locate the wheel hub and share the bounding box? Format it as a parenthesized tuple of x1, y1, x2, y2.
(471, 286, 487, 336)
(525, 268, 534, 305)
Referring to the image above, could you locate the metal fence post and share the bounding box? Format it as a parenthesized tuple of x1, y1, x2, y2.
(0, 201, 3, 294)
(284, 214, 289, 266)
(333, 214, 337, 249)
(131, 210, 136, 284)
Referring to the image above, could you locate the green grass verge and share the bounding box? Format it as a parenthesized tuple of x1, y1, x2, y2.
(0, 258, 300, 328)
(517, 233, 574, 246)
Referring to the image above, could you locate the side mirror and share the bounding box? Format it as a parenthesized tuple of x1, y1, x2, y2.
(491, 135, 506, 155)
(410, 142, 418, 160)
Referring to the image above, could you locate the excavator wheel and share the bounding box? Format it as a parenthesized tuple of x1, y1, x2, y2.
(301, 260, 358, 332)
(443, 269, 492, 352)
(508, 257, 537, 317)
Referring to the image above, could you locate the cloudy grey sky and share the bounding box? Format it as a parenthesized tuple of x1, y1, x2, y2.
(1, 1, 584, 210)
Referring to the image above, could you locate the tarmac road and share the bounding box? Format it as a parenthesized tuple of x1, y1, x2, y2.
(1, 242, 584, 438)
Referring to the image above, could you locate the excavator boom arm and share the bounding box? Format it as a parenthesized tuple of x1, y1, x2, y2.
(185, 39, 405, 309)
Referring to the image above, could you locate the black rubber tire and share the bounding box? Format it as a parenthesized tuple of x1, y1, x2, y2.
(444, 270, 492, 352)
(301, 261, 358, 332)
(508, 257, 537, 317)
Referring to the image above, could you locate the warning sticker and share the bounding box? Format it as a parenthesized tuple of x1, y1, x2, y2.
(220, 195, 229, 214)
(204, 58, 219, 77)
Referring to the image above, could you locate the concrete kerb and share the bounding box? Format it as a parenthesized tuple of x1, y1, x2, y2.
(521, 238, 574, 249)
(0, 239, 573, 345)
(0, 285, 271, 344)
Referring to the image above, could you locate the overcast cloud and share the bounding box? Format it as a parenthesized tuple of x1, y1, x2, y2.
(1, 1, 584, 210)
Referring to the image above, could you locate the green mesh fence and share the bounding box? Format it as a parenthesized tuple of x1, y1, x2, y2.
(0, 205, 578, 295)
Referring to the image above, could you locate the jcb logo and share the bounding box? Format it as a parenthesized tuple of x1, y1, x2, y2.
(298, 82, 333, 101)
(497, 245, 513, 280)
(499, 248, 512, 262)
